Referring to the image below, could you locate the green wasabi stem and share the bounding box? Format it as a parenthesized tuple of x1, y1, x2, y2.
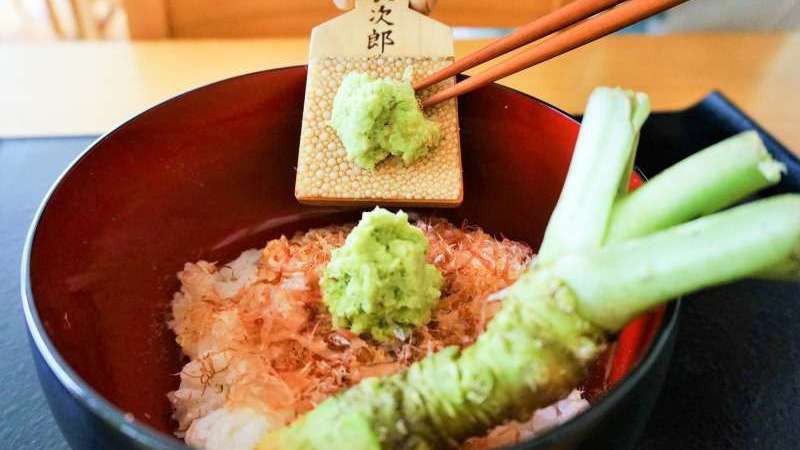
(554, 194, 800, 331)
(616, 96, 650, 197)
(261, 271, 604, 450)
(330, 72, 441, 170)
(322, 208, 443, 342)
(538, 87, 650, 264)
(755, 250, 800, 280)
(256, 83, 800, 450)
(606, 131, 786, 243)
(262, 195, 800, 449)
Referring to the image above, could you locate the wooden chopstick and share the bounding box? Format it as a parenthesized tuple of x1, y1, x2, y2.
(421, 0, 688, 108)
(414, 0, 626, 91)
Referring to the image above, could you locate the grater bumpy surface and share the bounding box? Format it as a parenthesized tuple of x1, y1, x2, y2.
(295, 56, 462, 205)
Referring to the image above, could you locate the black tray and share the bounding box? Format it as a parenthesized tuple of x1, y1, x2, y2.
(627, 92, 800, 450)
(2, 92, 798, 450)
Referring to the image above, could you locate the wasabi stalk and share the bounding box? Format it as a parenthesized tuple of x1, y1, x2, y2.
(537, 88, 650, 264)
(606, 131, 786, 242)
(554, 194, 800, 330)
(756, 251, 800, 280)
(259, 196, 800, 450)
(254, 86, 800, 450)
(616, 95, 650, 197)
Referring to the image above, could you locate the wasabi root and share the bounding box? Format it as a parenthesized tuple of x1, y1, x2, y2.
(330, 72, 441, 170)
(256, 87, 799, 450)
(263, 270, 603, 450)
(261, 192, 800, 450)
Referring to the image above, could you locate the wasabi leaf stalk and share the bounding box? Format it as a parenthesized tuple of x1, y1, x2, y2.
(254, 86, 799, 450)
(259, 195, 800, 450)
(616, 92, 650, 197)
(756, 249, 800, 281)
(537, 88, 650, 264)
(606, 131, 786, 242)
(556, 194, 800, 330)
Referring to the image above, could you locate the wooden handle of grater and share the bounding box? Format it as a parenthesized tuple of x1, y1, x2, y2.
(311, 0, 452, 59)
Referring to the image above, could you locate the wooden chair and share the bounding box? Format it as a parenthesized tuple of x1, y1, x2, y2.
(46, 0, 123, 39)
(123, 0, 574, 39)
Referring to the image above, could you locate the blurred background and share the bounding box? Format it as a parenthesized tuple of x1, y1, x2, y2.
(2, 0, 798, 41)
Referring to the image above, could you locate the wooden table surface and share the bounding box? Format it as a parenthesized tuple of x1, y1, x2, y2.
(1, 33, 798, 153)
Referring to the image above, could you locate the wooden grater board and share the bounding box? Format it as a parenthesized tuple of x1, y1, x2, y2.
(294, 0, 463, 207)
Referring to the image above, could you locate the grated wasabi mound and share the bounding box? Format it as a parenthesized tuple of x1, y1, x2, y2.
(321, 207, 443, 342)
(329, 72, 441, 170)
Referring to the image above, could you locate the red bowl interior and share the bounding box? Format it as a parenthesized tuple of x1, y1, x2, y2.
(28, 66, 662, 437)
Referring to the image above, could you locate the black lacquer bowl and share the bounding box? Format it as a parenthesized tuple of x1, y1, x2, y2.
(26, 67, 797, 450)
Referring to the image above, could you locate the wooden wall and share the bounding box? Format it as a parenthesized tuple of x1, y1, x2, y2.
(124, 0, 573, 39)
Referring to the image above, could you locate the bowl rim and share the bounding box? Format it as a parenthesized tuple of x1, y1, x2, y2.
(20, 65, 680, 450)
